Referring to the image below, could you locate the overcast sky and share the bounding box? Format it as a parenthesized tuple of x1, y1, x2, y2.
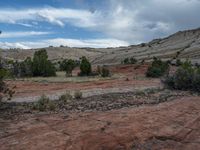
(0, 0, 200, 49)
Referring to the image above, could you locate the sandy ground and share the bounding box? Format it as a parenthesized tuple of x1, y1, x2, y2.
(7, 64, 161, 102)
(1, 96, 200, 150)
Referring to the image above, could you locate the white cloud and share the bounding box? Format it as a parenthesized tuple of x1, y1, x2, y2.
(0, 38, 129, 49)
(0, 31, 52, 38)
(46, 38, 129, 48)
(0, 0, 200, 45)
(16, 23, 33, 28)
(0, 7, 99, 27)
(0, 42, 30, 49)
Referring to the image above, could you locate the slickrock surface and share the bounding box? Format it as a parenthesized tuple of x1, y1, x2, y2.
(1, 96, 200, 150)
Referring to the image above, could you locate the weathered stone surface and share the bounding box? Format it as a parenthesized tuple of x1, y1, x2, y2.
(1, 96, 200, 150)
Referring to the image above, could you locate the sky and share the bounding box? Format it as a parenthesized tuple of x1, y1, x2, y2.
(0, 0, 200, 49)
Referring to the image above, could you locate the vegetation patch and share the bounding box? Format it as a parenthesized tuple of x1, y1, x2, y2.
(59, 59, 79, 76)
(146, 57, 169, 78)
(58, 91, 73, 104)
(74, 90, 83, 99)
(175, 59, 182, 66)
(122, 57, 137, 64)
(0, 58, 15, 102)
(10, 49, 56, 78)
(33, 95, 56, 111)
(97, 66, 111, 77)
(79, 56, 92, 76)
(163, 60, 200, 92)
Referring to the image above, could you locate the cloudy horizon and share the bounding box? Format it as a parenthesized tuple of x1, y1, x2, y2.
(0, 0, 200, 49)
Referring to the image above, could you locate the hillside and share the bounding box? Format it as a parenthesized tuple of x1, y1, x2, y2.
(1, 28, 200, 64)
(92, 28, 200, 65)
(0, 47, 105, 61)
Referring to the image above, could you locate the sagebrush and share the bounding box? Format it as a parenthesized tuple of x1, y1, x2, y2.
(146, 57, 169, 78)
(163, 60, 200, 92)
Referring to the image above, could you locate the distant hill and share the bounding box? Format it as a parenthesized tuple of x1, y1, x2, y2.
(0, 47, 106, 62)
(92, 28, 200, 65)
(1, 27, 200, 65)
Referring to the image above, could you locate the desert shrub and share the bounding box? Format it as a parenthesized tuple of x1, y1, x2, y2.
(48, 101, 56, 111)
(79, 56, 91, 76)
(163, 60, 200, 92)
(74, 90, 82, 99)
(59, 92, 73, 104)
(34, 95, 55, 111)
(0, 59, 14, 102)
(193, 68, 200, 92)
(32, 49, 56, 77)
(122, 57, 137, 64)
(123, 58, 130, 64)
(59, 59, 77, 76)
(12, 61, 20, 77)
(173, 61, 194, 90)
(130, 57, 137, 64)
(146, 57, 169, 78)
(23, 57, 33, 76)
(12, 57, 33, 77)
(96, 66, 111, 77)
(176, 59, 182, 66)
(176, 51, 181, 57)
(11, 49, 55, 78)
(101, 67, 111, 77)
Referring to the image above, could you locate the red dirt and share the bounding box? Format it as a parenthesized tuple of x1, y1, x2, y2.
(1, 96, 200, 150)
(109, 64, 149, 74)
(7, 64, 161, 98)
(1, 64, 200, 150)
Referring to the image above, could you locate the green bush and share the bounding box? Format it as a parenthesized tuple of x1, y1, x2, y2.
(123, 58, 130, 64)
(163, 60, 200, 92)
(146, 57, 169, 78)
(0, 58, 14, 102)
(59, 59, 77, 76)
(12, 57, 33, 77)
(130, 57, 137, 64)
(122, 57, 137, 64)
(79, 56, 91, 76)
(11, 50, 56, 78)
(32, 49, 56, 77)
(193, 69, 200, 92)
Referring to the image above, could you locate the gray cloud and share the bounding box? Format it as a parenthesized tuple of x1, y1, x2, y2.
(88, 0, 199, 43)
(0, 0, 200, 48)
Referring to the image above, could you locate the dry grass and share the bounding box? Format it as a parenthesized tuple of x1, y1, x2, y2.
(12, 71, 120, 83)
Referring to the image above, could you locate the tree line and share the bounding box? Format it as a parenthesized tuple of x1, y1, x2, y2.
(2, 49, 111, 78)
